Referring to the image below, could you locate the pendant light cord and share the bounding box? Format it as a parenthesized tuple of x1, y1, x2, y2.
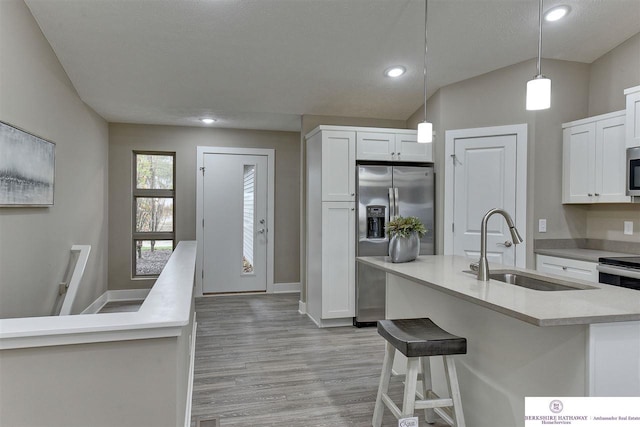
(423, 0, 428, 122)
(536, 0, 543, 76)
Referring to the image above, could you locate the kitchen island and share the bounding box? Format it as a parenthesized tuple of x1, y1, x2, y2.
(358, 255, 640, 427)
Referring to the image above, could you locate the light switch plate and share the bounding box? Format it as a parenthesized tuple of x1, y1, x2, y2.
(538, 219, 547, 233)
(624, 221, 633, 235)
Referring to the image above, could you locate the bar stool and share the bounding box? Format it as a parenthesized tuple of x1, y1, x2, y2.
(372, 318, 467, 427)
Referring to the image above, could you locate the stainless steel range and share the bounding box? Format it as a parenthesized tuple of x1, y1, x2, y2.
(598, 256, 640, 291)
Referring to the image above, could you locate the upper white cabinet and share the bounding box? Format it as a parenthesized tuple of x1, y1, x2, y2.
(307, 128, 356, 202)
(562, 111, 630, 204)
(357, 131, 432, 162)
(625, 85, 640, 148)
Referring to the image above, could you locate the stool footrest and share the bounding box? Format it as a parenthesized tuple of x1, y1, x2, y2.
(434, 407, 455, 426)
(414, 397, 453, 410)
(381, 393, 403, 420)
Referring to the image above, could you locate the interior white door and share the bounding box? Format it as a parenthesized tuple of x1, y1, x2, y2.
(202, 153, 268, 293)
(452, 134, 518, 266)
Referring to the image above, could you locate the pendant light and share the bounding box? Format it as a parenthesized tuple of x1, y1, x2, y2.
(417, 0, 433, 143)
(526, 0, 551, 110)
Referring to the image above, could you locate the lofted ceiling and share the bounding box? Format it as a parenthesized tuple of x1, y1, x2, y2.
(24, 0, 640, 132)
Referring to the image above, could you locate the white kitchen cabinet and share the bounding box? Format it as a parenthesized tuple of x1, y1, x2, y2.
(625, 85, 640, 148)
(306, 128, 355, 202)
(320, 202, 355, 319)
(536, 254, 598, 283)
(357, 130, 432, 162)
(562, 111, 630, 203)
(306, 126, 357, 327)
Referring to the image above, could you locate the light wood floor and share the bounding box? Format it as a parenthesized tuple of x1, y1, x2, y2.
(191, 293, 448, 427)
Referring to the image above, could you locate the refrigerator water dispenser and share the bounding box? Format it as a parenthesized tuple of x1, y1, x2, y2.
(366, 205, 386, 239)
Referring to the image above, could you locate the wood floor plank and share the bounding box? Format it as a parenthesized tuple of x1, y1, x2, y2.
(191, 293, 448, 426)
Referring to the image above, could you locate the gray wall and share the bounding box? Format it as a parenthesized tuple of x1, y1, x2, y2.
(0, 0, 109, 318)
(109, 123, 300, 290)
(588, 32, 640, 117)
(408, 58, 592, 267)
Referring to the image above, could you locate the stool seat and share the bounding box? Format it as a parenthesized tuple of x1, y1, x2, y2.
(373, 318, 467, 426)
(377, 318, 467, 358)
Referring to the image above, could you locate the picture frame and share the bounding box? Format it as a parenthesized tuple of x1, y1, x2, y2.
(0, 120, 55, 207)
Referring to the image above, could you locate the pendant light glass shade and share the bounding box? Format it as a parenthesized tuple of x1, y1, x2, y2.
(526, 0, 551, 111)
(417, 0, 432, 143)
(526, 75, 551, 110)
(417, 121, 433, 143)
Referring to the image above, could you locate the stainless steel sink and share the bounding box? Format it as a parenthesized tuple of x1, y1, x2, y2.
(465, 269, 597, 291)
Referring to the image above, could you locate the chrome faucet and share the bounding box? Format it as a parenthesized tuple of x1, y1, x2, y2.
(470, 208, 523, 281)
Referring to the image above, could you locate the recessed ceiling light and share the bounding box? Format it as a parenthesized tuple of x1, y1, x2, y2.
(201, 118, 216, 124)
(544, 5, 570, 22)
(384, 66, 406, 78)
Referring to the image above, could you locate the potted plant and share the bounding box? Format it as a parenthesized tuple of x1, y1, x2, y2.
(386, 216, 427, 263)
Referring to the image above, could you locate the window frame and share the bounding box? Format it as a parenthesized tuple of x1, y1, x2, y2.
(132, 150, 176, 278)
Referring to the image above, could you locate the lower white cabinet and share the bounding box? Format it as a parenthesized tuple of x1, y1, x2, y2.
(321, 202, 355, 319)
(536, 254, 598, 283)
(306, 201, 355, 326)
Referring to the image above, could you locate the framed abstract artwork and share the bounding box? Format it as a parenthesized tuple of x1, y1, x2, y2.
(0, 121, 55, 206)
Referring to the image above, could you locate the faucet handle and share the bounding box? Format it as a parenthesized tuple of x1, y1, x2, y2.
(469, 262, 479, 272)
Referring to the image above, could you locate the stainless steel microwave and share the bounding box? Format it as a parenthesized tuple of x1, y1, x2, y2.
(628, 147, 640, 196)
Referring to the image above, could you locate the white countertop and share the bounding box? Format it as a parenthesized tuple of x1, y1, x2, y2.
(0, 241, 196, 350)
(535, 248, 636, 263)
(357, 255, 640, 327)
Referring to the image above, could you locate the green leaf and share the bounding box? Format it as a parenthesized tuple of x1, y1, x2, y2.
(385, 216, 427, 238)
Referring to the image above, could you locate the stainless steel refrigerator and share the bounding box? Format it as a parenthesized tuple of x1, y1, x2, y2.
(355, 163, 435, 326)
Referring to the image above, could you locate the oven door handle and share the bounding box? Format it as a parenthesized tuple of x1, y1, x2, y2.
(597, 264, 640, 280)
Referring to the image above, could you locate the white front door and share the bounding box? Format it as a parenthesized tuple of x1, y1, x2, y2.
(444, 124, 527, 268)
(202, 153, 268, 293)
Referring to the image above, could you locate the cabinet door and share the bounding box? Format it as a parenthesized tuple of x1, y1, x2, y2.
(356, 132, 394, 161)
(595, 115, 630, 203)
(321, 202, 355, 318)
(626, 88, 640, 148)
(563, 123, 596, 203)
(322, 131, 355, 201)
(396, 133, 432, 162)
(536, 254, 598, 283)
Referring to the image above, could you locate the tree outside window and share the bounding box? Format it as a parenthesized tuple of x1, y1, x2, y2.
(133, 152, 175, 277)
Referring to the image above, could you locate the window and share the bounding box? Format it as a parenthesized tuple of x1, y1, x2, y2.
(133, 152, 175, 277)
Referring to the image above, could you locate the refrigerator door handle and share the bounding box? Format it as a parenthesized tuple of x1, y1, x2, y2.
(394, 187, 400, 218)
(388, 188, 395, 218)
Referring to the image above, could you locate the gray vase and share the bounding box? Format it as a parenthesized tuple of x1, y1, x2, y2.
(388, 232, 420, 263)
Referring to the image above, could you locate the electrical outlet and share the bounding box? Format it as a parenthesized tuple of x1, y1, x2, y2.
(624, 221, 633, 235)
(538, 219, 547, 233)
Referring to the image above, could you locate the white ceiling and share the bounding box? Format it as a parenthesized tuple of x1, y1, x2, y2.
(25, 0, 640, 132)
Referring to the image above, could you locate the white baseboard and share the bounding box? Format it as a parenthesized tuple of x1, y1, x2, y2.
(306, 312, 353, 328)
(298, 300, 307, 314)
(271, 282, 300, 293)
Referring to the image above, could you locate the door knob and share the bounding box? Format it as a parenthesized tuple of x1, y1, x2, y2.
(259, 219, 265, 224)
(258, 228, 265, 234)
(497, 241, 513, 247)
